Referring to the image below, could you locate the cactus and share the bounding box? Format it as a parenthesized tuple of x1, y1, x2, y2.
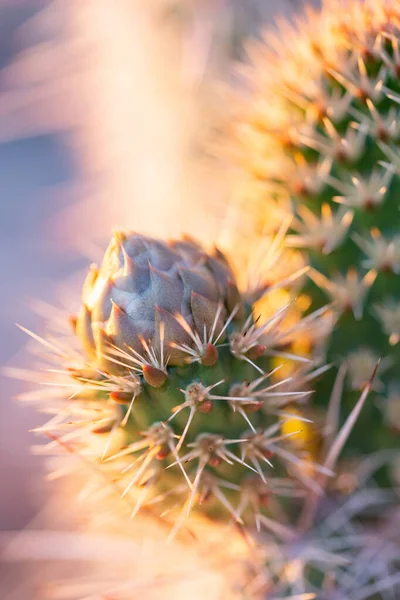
(230, 0, 400, 458)
(23, 230, 335, 532)
(11, 1, 400, 594)
(18, 227, 400, 599)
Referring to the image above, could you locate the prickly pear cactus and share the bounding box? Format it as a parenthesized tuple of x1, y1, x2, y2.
(231, 0, 400, 457)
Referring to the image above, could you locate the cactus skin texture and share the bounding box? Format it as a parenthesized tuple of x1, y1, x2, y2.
(231, 0, 400, 458)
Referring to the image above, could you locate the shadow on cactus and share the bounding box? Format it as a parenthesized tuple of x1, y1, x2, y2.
(230, 0, 400, 458)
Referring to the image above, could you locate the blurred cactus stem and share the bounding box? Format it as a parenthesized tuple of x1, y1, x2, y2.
(230, 0, 400, 458)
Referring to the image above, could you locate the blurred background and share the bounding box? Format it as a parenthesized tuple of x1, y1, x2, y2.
(0, 1, 317, 598)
